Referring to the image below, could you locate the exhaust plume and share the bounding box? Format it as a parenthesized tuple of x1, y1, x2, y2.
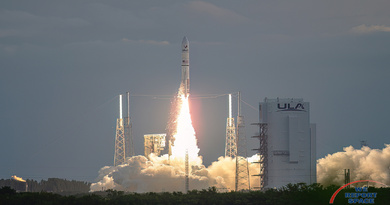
(91, 86, 261, 192)
(90, 154, 260, 192)
(317, 144, 390, 186)
(170, 94, 199, 161)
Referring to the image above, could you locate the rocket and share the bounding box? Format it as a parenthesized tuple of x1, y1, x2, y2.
(181, 36, 190, 97)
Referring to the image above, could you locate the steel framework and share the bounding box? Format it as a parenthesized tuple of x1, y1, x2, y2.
(251, 122, 268, 190)
(124, 92, 134, 158)
(144, 134, 166, 157)
(114, 95, 126, 166)
(235, 92, 250, 191)
(114, 118, 126, 166)
(345, 169, 351, 188)
(225, 94, 237, 158)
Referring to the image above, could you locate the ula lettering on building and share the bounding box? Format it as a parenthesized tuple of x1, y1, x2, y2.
(277, 103, 305, 111)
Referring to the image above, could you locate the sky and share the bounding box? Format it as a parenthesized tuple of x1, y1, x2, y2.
(1, 0, 389, 182)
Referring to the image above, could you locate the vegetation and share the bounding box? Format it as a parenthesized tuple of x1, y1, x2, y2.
(0, 178, 90, 194)
(1, 183, 389, 205)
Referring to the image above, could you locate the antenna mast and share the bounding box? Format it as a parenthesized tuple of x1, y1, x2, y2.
(235, 91, 250, 191)
(125, 92, 134, 158)
(185, 149, 189, 193)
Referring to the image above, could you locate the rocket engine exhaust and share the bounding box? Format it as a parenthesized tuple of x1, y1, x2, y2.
(90, 37, 260, 193)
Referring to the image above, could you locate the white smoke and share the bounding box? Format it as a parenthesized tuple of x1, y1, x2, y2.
(90, 85, 260, 192)
(90, 154, 260, 192)
(317, 144, 390, 186)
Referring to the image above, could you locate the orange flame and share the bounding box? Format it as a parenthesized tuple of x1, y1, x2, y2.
(171, 94, 199, 161)
(11, 175, 26, 182)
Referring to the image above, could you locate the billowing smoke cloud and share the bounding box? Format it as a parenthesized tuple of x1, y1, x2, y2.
(317, 144, 390, 186)
(91, 144, 390, 192)
(90, 154, 260, 192)
(91, 85, 259, 193)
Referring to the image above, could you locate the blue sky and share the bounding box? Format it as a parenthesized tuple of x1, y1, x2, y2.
(1, 0, 389, 182)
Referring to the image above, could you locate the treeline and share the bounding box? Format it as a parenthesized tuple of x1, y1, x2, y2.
(0, 178, 90, 193)
(1, 183, 390, 205)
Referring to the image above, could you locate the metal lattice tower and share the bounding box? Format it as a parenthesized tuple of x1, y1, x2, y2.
(235, 92, 250, 191)
(251, 122, 268, 190)
(114, 95, 126, 166)
(345, 169, 351, 188)
(124, 92, 134, 158)
(225, 94, 237, 158)
(185, 149, 189, 193)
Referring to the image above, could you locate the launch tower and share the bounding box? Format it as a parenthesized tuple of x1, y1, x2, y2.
(114, 93, 135, 166)
(114, 95, 126, 166)
(225, 94, 237, 158)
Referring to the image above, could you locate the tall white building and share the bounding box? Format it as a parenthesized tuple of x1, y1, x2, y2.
(255, 98, 316, 189)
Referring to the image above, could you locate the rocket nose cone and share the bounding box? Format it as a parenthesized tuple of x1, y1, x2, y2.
(182, 36, 189, 50)
(182, 36, 189, 44)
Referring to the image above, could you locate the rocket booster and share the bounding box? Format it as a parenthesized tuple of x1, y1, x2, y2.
(181, 36, 190, 97)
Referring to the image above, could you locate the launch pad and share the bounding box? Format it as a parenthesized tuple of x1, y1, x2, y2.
(109, 37, 316, 192)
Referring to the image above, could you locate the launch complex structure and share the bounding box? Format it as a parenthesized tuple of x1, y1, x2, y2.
(114, 92, 135, 166)
(112, 37, 254, 192)
(112, 37, 318, 192)
(112, 93, 316, 192)
(225, 92, 251, 191)
(251, 98, 317, 190)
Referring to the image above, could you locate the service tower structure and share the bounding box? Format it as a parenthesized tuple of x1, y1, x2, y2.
(253, 98, 316, 189)
(144, 134, 166, 158)
(181, 36, 190, 97)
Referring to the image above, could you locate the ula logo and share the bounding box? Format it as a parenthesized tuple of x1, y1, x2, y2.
(277, 103, 305, 112)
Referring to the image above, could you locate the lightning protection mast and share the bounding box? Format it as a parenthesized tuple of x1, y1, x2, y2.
(185, 149, 189, 193)
(114, 95, 126, 166)
(225, 94, 237, 158)
(235, 91, 250, 191)
(124, 92, 134, 158)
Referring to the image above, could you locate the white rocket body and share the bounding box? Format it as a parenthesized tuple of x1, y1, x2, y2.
(181, 37, 190, 97)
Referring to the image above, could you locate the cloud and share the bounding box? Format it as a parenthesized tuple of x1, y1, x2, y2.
(186, 1, 249, 25)
(121, 38, 170, 46)
(351, 24, 390, 34)
(0, 29, 19, 38)
(0, 9, 90, 39)
(0, 9, 89, 28)
(0, 44, 18, 54)
(191, 41, 226, 46)
(84, 3, 157, 30)
(317, 144, 390, 187)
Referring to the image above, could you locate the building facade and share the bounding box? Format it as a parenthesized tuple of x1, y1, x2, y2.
(258, 98, 316, 189)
